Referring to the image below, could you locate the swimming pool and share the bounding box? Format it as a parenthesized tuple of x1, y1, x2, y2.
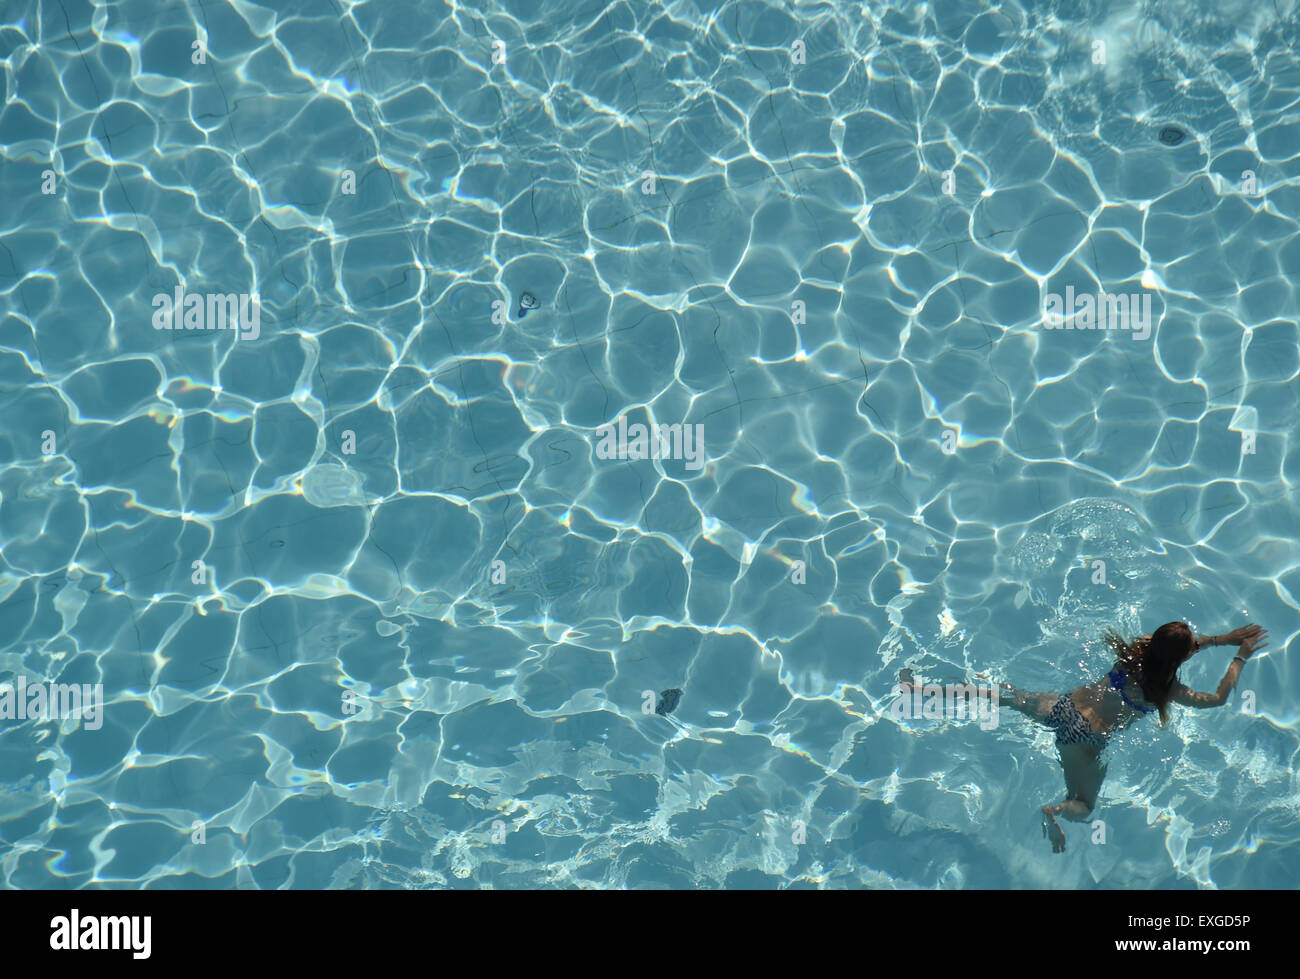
(0, 0, 1296, 889)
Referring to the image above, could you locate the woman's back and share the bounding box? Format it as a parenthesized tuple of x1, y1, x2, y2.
(1071, 663, 1154, 734)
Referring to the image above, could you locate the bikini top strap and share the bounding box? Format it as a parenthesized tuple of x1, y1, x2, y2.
(1108, 667, 1153, 714)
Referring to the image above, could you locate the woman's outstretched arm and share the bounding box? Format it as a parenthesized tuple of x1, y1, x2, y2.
(1194, 623, 1265, 652)
(1173, 631, 1267, 707)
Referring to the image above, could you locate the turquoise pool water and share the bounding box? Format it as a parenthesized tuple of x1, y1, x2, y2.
(1, 0, 1297, 889)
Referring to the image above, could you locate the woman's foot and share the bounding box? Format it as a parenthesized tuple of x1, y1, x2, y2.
(1042, 805, 1067, 853)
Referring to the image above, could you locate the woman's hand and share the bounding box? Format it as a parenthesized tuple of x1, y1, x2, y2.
(1237, 630, 1268, 659)
(1224, 624, 1265, 646)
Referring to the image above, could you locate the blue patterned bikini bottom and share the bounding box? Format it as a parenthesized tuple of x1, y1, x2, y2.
(1047, 694, 1109, 748)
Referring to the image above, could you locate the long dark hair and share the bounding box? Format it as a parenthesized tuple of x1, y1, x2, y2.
(1103, 621, 1195, 725)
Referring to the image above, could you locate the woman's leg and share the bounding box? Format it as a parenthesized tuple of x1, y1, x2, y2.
(900, 670, 1061, 726)
(995, 683, 1059, 726)
(1042, 744, 1107, 853)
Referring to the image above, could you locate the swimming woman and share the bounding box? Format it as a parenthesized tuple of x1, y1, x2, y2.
(900, 622, 1267, 853)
